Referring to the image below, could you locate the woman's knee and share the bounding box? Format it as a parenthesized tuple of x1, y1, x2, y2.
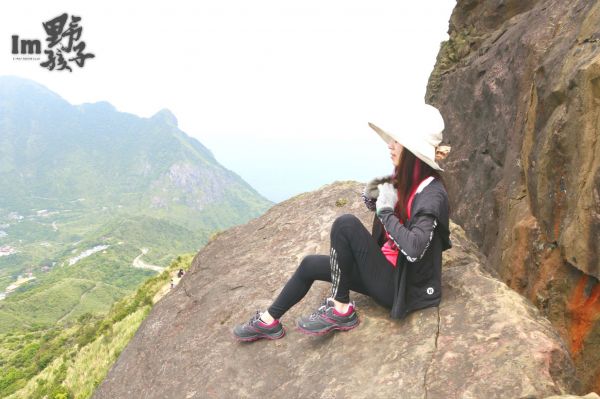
(331, 213, 361, 238)
(295, 255, 330, 281)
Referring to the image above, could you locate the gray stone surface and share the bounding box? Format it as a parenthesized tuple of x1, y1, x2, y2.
(426, 0, 600, 391)
(93, 181, 578, 399)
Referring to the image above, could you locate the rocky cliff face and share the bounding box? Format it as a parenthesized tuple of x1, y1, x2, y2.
(426, 0, 600, 392)
(93, 181, 587, 399)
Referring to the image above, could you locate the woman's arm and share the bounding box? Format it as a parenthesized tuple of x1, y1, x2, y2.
(376, 209, 437, 263)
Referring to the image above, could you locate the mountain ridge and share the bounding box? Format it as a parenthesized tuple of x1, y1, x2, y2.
(0, 75, 273, 336)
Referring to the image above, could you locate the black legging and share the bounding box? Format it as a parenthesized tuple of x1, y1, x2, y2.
(267, 213, 396, 319)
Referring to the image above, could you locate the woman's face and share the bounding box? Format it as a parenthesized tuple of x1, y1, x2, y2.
(388, 139, 403, 166)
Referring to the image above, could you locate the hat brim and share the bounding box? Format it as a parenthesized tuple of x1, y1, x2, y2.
(368, 122, 444, 171)
(368, 122, 395, 145)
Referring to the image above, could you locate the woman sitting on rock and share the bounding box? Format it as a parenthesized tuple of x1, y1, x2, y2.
(233, 104, 452, 341)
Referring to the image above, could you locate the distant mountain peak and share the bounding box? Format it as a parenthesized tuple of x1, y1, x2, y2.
(0, 75, 70, 107)
(0, 75, 49, 90)
(76, 100, 116, 113)
(151, 108, 178, 127)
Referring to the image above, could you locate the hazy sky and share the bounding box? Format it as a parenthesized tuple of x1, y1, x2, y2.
(1, 1, 456, 203)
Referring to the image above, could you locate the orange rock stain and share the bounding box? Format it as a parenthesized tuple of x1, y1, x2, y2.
(567, 274, 600, 356)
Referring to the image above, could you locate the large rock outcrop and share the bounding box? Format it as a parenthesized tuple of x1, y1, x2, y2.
(94, 182, 584, 398)
(426, 0, 600, 392)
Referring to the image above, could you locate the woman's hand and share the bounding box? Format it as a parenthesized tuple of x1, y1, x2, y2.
(362, 175, 393, 212)
(363, 175, 393, 200)
(376, 182, 398, 215)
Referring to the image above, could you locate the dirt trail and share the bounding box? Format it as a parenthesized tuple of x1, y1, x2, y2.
(132, 248, 165, 273)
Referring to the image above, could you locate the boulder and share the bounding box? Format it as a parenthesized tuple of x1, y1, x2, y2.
(93, 182, 579, 399)
(426, 0, 600, 391)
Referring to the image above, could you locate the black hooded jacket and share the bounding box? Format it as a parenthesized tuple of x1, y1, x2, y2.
(371, 177, 452, 319)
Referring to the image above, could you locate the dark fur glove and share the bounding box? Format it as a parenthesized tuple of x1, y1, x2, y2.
(362, 175, 393, 211)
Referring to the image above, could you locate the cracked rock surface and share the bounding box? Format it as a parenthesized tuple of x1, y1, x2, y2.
(427, 1, 600, 390)
(93, 181, 577, 399)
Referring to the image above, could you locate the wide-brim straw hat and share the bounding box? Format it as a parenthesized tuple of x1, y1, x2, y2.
(368, 104, 451, 171)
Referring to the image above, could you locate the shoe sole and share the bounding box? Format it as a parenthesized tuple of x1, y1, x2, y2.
(232, 326, 286, 342)
(296, 317, 360, 336)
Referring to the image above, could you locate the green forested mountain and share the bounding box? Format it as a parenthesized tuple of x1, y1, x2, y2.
(0, 75, 273, 332)
(1, 253, 196, 399)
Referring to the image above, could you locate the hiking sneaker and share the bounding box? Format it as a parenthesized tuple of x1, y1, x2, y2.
(232, 310, 285, 342)
(297, 298, 359, 336)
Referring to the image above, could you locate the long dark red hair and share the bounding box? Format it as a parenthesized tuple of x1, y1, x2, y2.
(392, 148, 450, 222)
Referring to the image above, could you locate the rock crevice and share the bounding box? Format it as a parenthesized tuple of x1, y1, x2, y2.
(423, 306, 441, 399)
